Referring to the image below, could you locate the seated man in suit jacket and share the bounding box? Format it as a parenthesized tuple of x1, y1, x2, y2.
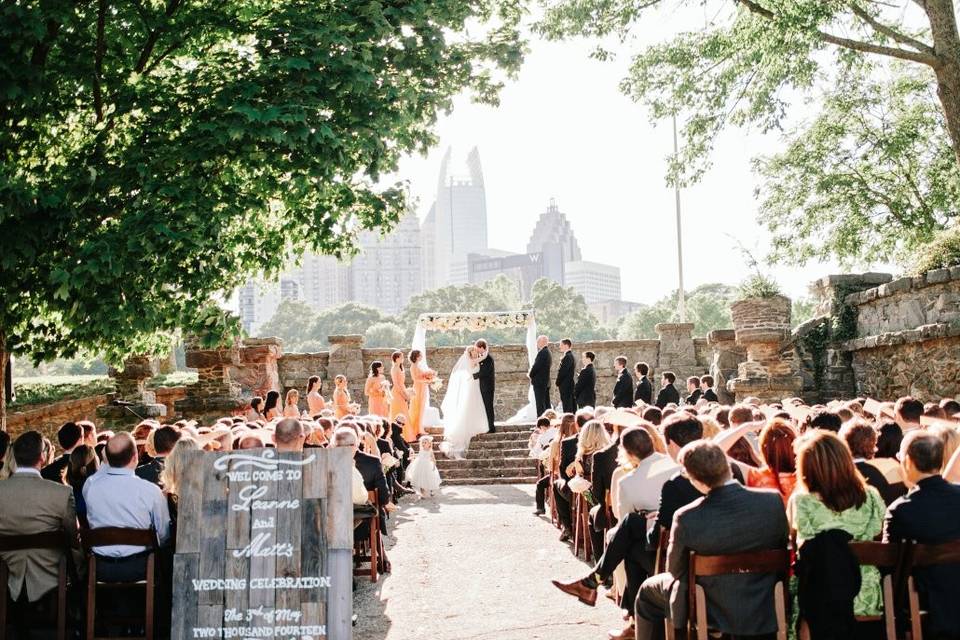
(0, 431, 80, 607)
(884, 431, 960, 638)
(635, 441, 789, 640)
(574, 351, 597, 409)
(612, 356, 634, 408)
(40, 421, 83, 482)
(655, 371, 681, 408)
(135, 425, 181, 486)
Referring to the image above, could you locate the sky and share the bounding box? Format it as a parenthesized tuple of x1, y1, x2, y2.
(385, 4, 896, 307)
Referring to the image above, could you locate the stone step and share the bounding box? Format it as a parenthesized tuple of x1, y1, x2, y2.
(435, 457, 535, 470)
(439, 465, 538, 480)
(442, 476, 538, 485)
(425, 422, 535, 435)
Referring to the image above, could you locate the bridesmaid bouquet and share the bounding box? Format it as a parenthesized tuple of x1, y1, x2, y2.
(430, 378, 444, 392)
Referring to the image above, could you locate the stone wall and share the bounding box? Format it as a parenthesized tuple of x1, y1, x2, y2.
(246, 324, 720, 421)
(7, 393, 115, 440)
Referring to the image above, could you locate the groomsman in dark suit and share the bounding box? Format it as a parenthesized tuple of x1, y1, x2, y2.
(655, 371, 681, 408)
(684, 376, 702, 405)
(528, 335, 552, 416)
(612, 356, 633, 408)
(555, 338, 576, 413)
(700, 375, 719, 403)
(574, 351, 597, 409)
(634, 362, 652, 405)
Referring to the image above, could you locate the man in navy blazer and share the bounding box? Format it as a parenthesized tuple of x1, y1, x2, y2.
(884, 431, 960, 637)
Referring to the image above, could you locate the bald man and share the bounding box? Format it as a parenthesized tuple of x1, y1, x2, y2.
(274, 418, 305, 452)
(528, 335, 552, 416)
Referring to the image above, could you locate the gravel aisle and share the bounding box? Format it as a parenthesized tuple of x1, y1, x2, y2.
(353, 484, 623, 640)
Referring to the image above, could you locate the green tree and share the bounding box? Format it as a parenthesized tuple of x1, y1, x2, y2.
(540, 0, 960, 265)
(617, 283, 737, 339)
(364, 322, 408, 349)
(756, 61, 960, 266)
(0, 0, 524, 426)
(257, 300, 317, 351)
(527, 278, 610, 341)
(310, 303, 388, 346)
(792, 297, 818, 328)
(399, 280, 519, 346)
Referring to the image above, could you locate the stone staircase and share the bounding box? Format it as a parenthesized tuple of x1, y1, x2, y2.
(413, 422, 539, 485)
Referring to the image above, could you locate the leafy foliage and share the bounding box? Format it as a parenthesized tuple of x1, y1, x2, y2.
(791, 297, 818, 328)
(618, 283, 737, 339)
(909, 225, 960, 275)
(364, 322, 408, 348)
(258, 301, 318, 351)
(737, 274, 783, 300)
(527, 278, 611, 341)
(309, 303, 389, 347)
(11, 376, 115, 407)
(0, 0, 525, 370)
(757, 61, 960, 266)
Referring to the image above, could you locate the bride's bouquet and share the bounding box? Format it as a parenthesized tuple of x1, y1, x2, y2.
(430, 377, 444, 392)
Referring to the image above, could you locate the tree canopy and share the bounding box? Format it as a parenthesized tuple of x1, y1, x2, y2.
(0, 0, 524, 424)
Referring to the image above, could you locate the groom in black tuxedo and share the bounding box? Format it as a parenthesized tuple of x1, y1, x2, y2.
(473, 339, 496, 433)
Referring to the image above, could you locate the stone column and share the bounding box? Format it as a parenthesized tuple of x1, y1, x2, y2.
(230, 337, 283, 398)
(96, 355, 166, 428)
(327, 335, 366, 402)
(707, 329, 744, 405)
(174, 338, 244, 422)
(655, 323, 696, 368)
(727, 295, 803, 403)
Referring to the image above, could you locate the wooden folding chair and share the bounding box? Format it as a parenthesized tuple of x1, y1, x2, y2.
(654, 526, 670, 574)
(571, 492, 592, 560)
(80, 527, 158, 640)
(904, 540, 960, 640)
(548, 468, 560, 529)
(668, 548, 790, 640)
(0, 530, 72, 640)
(353, 489, 382, 583)
(798, 541, 902, 640)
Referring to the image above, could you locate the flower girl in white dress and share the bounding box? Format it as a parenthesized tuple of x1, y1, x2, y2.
(407, 435, 442, 498)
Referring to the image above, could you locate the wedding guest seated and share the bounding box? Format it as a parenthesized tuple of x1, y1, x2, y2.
(66, 444, 100, 528)
(806, 410, 842, 433)
(725, 405, 761, 468)
(388, 416, 411, 477)
(884, 431, 960, 638)
(717, 417, 797, 507)
(0, 431, 80, 612)
(136, 425, 181, 486)
(352, 424, 394, 526)
(83, 432, 171, 582)
(641, 406, 661, 426)
(841, 420, 906, 504)
(41, 421, 83, 482)
(875, 421, 904, 459)
(159, 437, 198, 547)
(548, 414, 579, 540)
(940, 398, 960, 416)
(655, 414, 708, 539)
(530, 417, 555, 516)
(929, 423, 960, 471)
(789, 430, 885, 631)
(588, 414, 623, 555)
(633, 440, 789, 640)
(552, 426, 680, 638)
(332, 428, 372, 505)
(244, 396, 264, 422)
(274, 418, 306, 452)
(893, 396, 924, 434)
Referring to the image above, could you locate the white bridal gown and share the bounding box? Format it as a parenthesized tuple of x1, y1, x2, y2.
(439, 349, 489, 458)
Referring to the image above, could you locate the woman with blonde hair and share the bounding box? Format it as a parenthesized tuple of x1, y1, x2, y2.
(388, 351, 409, 422)
(332, 375, 360, 419)
(928, 424, 960, 472)
(570, 420, 611, 480)
(161, 437, 200, 546)
(406, 349, 436, 443)
(364, 361, 390, 418)
(283, 389, 300, 418)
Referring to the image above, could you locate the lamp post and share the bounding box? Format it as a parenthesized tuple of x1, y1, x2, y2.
(672, 113, 686, 322)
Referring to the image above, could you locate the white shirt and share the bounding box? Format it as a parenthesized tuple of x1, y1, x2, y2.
(83, 466, 171, 556)
(616, 452, 680, 522)
(352, 467, 369, 505)
(13, 468, 41, 478)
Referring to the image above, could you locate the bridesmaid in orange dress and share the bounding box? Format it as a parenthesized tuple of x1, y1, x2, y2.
(305, 375, 326, 415)
(332, 374, 359, 419)
(405, 349, 436, 443)
(389, 350, 410, 422)
(364, 361, 390, 417)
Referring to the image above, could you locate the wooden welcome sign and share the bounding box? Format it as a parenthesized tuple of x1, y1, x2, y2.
(171, 447, 353, 640)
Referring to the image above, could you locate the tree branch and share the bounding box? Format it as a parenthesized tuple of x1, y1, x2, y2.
(847, 2, 935, 53)
(735, 0, 940, 67)
(94, 0, 106, 122)
(134, 0, 184, 73)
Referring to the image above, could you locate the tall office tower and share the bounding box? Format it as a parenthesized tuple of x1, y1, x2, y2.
(288, 253, 350, 311)
(429, 146, 489, 288)
(420, 203, 436, 291)
(237, 279, 281, 335)
(564, 260, 622, 305)
(351, 211, 423, 314)
(279, 278, 301, 302)
(525, 198, 583, 285)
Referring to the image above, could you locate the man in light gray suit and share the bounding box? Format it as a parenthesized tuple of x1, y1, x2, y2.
(0, 430, 79, 604)
(635, 440, 788, 640)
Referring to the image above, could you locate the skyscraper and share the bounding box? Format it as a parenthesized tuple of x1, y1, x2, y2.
(350, 210, 422, 314)
(423, 147, 489, 288)
(564, 260, 622, 304)
(526, 198, 583, 283)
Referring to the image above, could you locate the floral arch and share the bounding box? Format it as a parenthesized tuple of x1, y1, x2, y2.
(411, 311, 538, 424)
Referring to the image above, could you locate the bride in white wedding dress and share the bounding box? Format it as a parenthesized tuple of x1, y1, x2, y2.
(439, 346, 489, 459)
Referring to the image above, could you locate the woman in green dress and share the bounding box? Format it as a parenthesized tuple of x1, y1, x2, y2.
(788, 429, 886, 617)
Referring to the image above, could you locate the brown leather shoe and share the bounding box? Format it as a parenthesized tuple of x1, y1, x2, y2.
(551, 579, 598, 606)
(607, 624, 635, 639)
(559, 527, 572, 542)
